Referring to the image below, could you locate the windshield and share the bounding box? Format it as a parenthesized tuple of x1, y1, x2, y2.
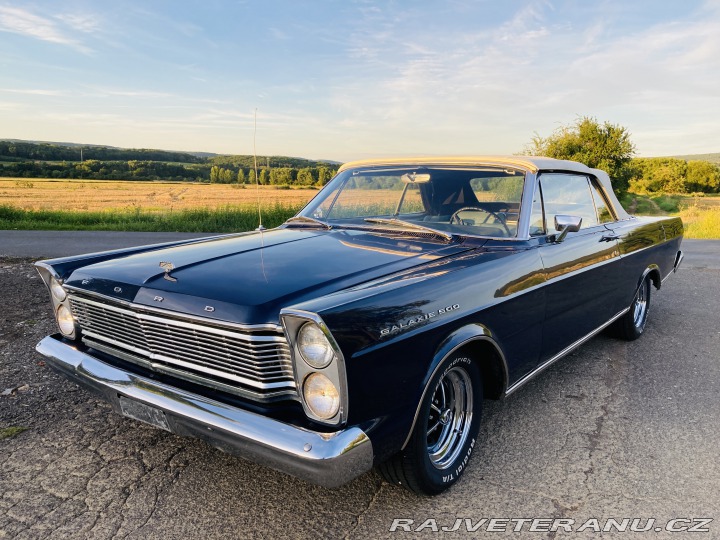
(293, 167, 526, 239)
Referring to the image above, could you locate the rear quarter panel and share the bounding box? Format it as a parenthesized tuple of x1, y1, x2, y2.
(606, 216, 683, 304)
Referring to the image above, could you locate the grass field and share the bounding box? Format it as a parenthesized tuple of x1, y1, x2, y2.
(0, 178, 315, 232)
(2, 178, 720, 238)
(678, 206, 720, 239)
(1, 178, 316, 212)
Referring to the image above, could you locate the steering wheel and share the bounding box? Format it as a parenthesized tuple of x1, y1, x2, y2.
(449, 206, 511, 236)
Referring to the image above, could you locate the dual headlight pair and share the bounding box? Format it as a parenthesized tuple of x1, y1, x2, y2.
(284, 314, 347, 425)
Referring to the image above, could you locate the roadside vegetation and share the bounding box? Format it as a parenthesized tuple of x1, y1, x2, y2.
(0, 203, 301, 232)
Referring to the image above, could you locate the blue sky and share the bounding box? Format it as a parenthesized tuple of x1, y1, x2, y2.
(0, 1, 718, 161)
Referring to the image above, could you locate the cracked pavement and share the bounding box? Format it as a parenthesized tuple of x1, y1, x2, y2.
(1, 239, 719, 539)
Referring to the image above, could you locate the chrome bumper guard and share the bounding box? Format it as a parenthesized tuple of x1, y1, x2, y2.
(36, 335, 373, 488)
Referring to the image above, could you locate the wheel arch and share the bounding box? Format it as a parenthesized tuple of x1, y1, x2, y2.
(400, 323, 508, 450)
(641, 264, 662, 291)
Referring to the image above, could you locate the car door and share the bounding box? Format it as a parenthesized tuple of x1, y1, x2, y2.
(532, 173, 621, 362)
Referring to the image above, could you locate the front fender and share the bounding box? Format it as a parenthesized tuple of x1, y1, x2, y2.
(400, 324, 508, 450)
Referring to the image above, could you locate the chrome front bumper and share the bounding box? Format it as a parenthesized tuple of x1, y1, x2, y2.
(36, 335, 373, 488)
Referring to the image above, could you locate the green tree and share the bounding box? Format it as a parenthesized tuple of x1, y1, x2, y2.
(210, 165, 220, 183)
(221, 168, 234, 183)
(686, 161, 720, 193)
(248, 168, 256, 185)
(237, 169, 246, 184)
(259, 169, 268, 185)
(317, 166, 331, 186)
(296, 167, 315, 186)
(526, 116, 636, 195)
(269, 167, 293, 185)
(628, 158, 688, 194)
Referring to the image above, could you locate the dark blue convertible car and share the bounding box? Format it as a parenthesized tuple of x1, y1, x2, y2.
(35, 157, 684, 494)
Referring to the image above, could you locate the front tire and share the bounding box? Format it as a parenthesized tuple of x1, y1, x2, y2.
(379, 353, 482, 495)
(613, 275, 652, 340)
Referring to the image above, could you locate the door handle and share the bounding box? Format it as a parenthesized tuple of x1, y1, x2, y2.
(600, 234, 620, 242)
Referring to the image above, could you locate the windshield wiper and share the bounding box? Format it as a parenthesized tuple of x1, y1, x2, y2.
(284, 216, 331, 229)
(363, 217, 453, 242)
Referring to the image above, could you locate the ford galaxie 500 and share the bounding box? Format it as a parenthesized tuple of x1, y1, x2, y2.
(35, 157, 683, 495)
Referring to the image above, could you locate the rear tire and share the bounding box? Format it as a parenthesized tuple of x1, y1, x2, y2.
(612, 275, 652, 341)
(379, 353, 482, 495)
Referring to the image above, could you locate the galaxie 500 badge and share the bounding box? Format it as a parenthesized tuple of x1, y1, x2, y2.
(380, 304, 460, 337)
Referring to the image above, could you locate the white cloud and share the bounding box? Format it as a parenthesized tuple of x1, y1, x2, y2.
(0, 88, 64, 96)
(0, 6, 92, 52)
(320, 0, 720, 157)
(55, 13, 101, 34)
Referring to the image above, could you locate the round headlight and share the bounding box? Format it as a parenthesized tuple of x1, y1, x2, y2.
(303, 373, 340, 420)
(297, 322, 334, 369)
(56, 304, 76, 337)
(50, 278, 67, 302)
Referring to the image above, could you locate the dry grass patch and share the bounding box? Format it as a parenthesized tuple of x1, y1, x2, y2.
(679, 206, 720, 239)
(1, 178, 317, 212)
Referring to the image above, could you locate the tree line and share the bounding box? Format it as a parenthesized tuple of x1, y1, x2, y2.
(0, 159, 338, 186)
(527, 117, 720, 195)
(210, 165, 337, 186)
(0, 141, 338, 186)
(0, 140, 203, 163)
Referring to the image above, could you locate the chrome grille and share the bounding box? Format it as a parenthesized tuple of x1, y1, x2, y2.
(69, 294, 296, 401)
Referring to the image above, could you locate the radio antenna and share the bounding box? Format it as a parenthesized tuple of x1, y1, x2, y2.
(254, 108, 265, 231)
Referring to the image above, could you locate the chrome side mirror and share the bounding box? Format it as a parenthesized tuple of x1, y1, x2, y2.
(553, 215, 582, 243)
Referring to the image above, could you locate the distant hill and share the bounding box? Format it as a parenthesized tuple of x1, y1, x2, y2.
(0, 138, 122, 149)
(0, 139, 205, 163)
(0, 138, 339, 165)
(668, 152, 720, 165)
(0, 139, 341, 184)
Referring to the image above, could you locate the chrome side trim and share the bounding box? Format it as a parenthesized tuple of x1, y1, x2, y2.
(65, 286, 283, 333)
(36, 335, 373, 488)
(505, 308, 629, 397)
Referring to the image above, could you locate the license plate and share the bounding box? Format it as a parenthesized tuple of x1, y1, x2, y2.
(119, 396, 170, 431)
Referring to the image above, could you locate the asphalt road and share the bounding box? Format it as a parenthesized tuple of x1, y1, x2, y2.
(1, 237, 718, 539)
(0, 230, 211, 259)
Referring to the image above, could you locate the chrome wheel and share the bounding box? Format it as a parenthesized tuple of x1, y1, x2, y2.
(426, 367, 474, 470)
(632, 280, 649, 328)
(379, 354, 482, 495)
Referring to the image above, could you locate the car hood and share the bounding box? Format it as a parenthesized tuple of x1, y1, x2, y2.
(65, 228, 474, 324)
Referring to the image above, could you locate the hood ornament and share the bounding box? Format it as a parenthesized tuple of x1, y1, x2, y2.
(159, 261, 177, 282)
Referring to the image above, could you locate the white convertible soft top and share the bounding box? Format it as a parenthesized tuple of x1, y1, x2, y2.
(339, 156, 631, 221)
